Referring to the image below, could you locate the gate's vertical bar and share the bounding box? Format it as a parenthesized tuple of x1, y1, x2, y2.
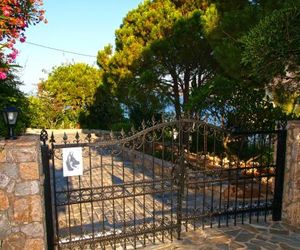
(176, 159, 185, 239)
(152, 127, 156, 244)
(87, 134, 95, 247)
(132, 144, 137, 249)
(177, 121, 185, 240)
(170, 126, 175, 241)
(100, 152, 106, 250)
(111, 153, 116, 249)
(121, 145, 127, 249)
(257, 134, 264, 223)
(76, 133, 84, 240)
(184, 126, 191, 232)
(272, 129, 287, 221)
(40, 130, 54, 250)
(50, 133, 60, 249)
(265, 133, 272, 221)
(202, 171, 207, 229)
(142, 140, 146, 247)
(210, 182, 214, 228)
(62, 134, 72, 244)
(161, 127, 165, 243)
(249, 134, 257, 224)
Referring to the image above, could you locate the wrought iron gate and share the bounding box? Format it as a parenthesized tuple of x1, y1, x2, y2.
(40, 117, 286, 249)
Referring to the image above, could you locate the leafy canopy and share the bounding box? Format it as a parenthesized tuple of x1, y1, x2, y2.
(34, 63, 102, 128)
(98, 0, 219, 119)
(241, 7, 300, 115)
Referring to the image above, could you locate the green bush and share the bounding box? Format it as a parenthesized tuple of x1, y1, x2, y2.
(0, 75, 30, 137)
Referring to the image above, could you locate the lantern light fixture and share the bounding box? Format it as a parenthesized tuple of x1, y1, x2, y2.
(2, 107, 19, 139)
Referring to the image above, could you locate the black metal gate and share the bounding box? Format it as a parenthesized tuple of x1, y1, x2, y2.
(40, 117, 286, 249)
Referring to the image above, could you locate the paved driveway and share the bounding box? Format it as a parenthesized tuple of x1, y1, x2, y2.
(144, 220, 300, 250)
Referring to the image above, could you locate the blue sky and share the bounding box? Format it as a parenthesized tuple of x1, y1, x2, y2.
(16, 0, 143, 94)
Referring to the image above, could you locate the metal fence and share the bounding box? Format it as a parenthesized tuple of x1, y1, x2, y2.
(40, 117, 286, 249)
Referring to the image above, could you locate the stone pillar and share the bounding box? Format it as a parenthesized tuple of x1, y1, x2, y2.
(0, 136, 46, 249)
(282, 120, 300, 227)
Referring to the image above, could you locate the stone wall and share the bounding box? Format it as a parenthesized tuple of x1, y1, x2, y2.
(282, 121, 300, 227)
(0, 136, 46, 249)
(123, 148, 175, 177)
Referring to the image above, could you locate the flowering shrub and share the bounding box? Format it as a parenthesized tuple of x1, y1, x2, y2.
(0, 0, 46, 79)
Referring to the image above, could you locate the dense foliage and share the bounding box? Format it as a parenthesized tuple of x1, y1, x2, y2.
(97, 0, 218, 120)
(29, 63, 102, 129)
(0, 73, 31, 137)
(241, 7, 300, 115)
(79, 82, 124, 130)
(3, 0, 298, 132)
(95, 0, 298, 130)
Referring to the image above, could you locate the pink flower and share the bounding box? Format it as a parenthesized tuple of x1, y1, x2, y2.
(3, 9, 10, 16)
(20, 37, 26, 43)
(8, 49, 18, 60)
(0, 71, 7, 80)
(2, 6, 11, 17)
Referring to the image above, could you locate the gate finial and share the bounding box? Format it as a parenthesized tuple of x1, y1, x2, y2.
(131, 126, 135, 135)
(142, 120, 146, 130)
(120, 128, 125, 139)
(63, 132, 68, 144)
(49, 132, 55, 144)
(75, 132, 80, 143)
(85, 133, 92, 143)
(151, 115, 156, 126)
(40, 129, 48, 145)
(161, 113, 165, 123)
(110, 130, 115, 140)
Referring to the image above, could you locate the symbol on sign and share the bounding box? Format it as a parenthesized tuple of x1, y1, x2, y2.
(63, 147, 83, 177)
(66, 152, 80, 171)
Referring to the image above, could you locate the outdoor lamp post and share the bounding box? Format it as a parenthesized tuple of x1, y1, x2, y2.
(2, 107, 19, 139)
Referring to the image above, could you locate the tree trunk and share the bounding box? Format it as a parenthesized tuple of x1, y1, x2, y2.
(183, 70, 190, 110)
(171, 71, 181, 119)
(173, 81, 181, 119)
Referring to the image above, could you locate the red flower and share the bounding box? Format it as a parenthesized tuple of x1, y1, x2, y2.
(2, 6, 11, 16)
(0, 71, 7, 80)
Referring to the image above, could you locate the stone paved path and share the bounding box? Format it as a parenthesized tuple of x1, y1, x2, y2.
(143, 220, 300, 250)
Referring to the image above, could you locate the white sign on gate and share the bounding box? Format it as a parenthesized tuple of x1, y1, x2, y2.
(63, 147, 83, 177)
